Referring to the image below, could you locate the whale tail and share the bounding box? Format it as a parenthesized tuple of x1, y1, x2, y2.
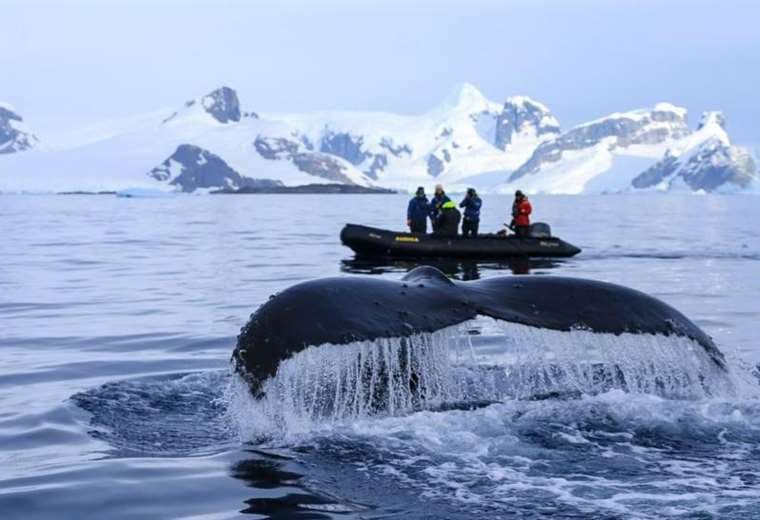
(233, 267, 728, 402)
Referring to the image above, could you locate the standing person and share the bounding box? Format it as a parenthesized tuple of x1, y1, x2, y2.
(459, 188, 482, 238)
(429, 184, 451, 232)
(406, 186, 430, 234)
(511, 190, 532, 237)
(434, 200, 461, 237)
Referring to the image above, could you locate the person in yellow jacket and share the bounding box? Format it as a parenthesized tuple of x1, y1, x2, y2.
(434, 200, 461, 237)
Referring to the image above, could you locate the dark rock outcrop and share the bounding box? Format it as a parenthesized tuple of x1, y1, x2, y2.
(427, 154, 445, 177)
(317, 131, 412, 180)
(291, 152, 356, 185)
(379, 137, 412, 157)
(319, 131, 369, 165)
(254, 136, 300, 160)
(0, 106, 38, 154)
(366, 154, 388, 180)
(494, 98, 560, 150)
(199, 87, 242, 123)
(253, 135, 359, 184)
(149, 144, 280, 192)
(163, 87, 245, 125)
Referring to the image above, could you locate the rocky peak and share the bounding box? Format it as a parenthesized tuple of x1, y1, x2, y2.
(0, 103, 38, 154)
(174, 86, 243, 125)
(163, 86, 248, 126)
(494, 96, 560, 149)
(199, 86, 242, 123)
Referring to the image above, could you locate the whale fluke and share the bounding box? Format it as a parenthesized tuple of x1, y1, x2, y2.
(232, 266, 726, 397)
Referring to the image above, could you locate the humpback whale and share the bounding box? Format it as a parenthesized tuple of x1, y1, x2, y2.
(233, 266, 726, 398)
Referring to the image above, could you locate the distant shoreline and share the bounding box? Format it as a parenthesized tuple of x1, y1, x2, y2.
(212, 183, 397, 195)
(58, 191, 118, 195)
(51, 184, 399, 196)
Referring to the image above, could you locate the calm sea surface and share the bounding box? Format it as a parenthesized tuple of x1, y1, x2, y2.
(1, 193, 759, 519)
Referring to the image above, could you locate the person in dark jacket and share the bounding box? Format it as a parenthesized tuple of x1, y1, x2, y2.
(459, 187, 482, 237)
(434, 200, 461, 237)
(429, 184, 451, 231)
(406, 186, 430, 233)
(510, 190, 532, 237)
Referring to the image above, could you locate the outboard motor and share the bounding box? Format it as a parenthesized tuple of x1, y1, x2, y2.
(529, 222, 552, 238)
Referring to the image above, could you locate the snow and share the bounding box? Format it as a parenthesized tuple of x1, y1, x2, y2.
(2, 83, 555, 193)
(507, 95, 552, 114)
(487, 101, 751, 195)
(262, 86, 518, 190)
(48, 109, 173, 150)
(654, 102, 688, 118)
(1, 86, 755, 195)
(473, 111, 497, 144)
(576, 102, 687, 128)
(496, 141, 665, 195)
(640, 116, 734, 191)
(438, 82, 497, 114)
(497, 139, 617, 195)
(8, 117, 33, 133)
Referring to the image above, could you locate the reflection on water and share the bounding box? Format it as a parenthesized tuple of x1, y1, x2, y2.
(233, 450, 368, 518)
(341, 256, 565, 279)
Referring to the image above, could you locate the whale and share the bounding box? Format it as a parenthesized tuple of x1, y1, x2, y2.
(232, 266, 727, 398)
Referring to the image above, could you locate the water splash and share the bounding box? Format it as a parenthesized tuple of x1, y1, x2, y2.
(316, 393, 760, 519)
(485, 319, 735, 400)
(229, 327, 467, 440)
(229, 318, 736, 440)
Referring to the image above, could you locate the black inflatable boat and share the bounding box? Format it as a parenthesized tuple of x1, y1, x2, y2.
(340, 223, 581, 258)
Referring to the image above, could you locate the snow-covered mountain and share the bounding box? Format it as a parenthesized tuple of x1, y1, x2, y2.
(0, 85, 757, 194)
(494, 104, 758, 194)
(495, 103, 692, 194)
(260, 83, 559, 189)
(632, 112, 757, 192)
(0, 104, 39, 155)
(0, 87, 377, 192)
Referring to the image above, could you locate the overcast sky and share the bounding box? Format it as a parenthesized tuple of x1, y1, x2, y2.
(2, 0, 758, 146)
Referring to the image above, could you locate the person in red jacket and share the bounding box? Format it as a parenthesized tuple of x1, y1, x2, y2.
(510, 190, 532, 237)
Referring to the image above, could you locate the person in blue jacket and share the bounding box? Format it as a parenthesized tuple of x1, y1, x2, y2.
(407, 186, 430, 233)
(429, 184, 451, 232)
(459, 187, 482, 237)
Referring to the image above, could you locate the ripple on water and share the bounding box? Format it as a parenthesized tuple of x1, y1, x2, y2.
(71, 371, 235, 457)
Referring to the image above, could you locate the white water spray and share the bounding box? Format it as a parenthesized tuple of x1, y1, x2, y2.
(229, 318, 736, 440)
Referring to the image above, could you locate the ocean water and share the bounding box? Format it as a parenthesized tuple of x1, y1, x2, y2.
(1, 193, 759, 519)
